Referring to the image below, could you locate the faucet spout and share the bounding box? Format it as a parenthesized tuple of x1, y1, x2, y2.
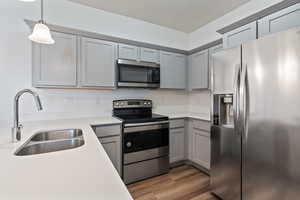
(12, 89, 43, 142)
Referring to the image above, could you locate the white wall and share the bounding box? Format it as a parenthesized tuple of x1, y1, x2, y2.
(47, 0, 189, 50)
(0, 0, 191, 130)
(188, 0, 284, 49)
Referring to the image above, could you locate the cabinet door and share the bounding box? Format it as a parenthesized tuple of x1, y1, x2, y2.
(118, 44, 139, 60)
(32, 32, 77, 87)
(190, 50, 209, 90)
(258, 3, 300, 37)
(192, 129, 210, 169)
(99, 136, 121, 175)
(80, 37, 117, 88)
(160, 51, 186, 89)
(223, 21, 257, 49)
(140, 47, 159, 63)
(170, 128, 185, 163)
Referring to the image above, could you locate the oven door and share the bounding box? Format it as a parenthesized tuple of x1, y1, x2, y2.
(117, 59, 160, 88)
(123, 121, 169, 154)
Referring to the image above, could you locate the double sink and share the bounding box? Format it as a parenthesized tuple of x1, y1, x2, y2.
(15, 129, 85, 156)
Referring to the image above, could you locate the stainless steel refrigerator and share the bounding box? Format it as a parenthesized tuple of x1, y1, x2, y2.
(210, 27, 300, 200)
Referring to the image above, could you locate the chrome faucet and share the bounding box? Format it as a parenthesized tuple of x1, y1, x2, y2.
(12, 89, 43, 142)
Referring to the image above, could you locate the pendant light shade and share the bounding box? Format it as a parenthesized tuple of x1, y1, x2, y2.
(29, 21, 55, 44)
(28, 0, 55, 45)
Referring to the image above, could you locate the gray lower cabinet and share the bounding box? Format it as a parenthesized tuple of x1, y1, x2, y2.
(32, 31, 77, 87)
(188, 119, 211, 170)
(170, 128, 185, 163)
(118, 44, 139, 61)
(80, 37, 117, 88)
(223, 21, 257, 49)
(258, 3, 300, 37)
(188, 50, 209, 90)
(160, 51, 187, 89)
(99, 136, 121, 175)
(169, 119, 185, 164)
(94, 124, 122, 175)
(140, 47, 159, 63)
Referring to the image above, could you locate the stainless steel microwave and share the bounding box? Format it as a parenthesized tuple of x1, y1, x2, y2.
(117, 59, 160, 88)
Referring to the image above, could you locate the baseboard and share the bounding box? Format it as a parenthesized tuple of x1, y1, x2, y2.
(170, 160, 210, 176)
(170, 160, 187, 168)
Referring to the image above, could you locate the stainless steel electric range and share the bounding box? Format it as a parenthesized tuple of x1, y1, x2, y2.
(113, 99, 170, 184)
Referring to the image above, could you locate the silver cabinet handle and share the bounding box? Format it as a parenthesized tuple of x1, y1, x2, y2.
(233, 64, 242, 135)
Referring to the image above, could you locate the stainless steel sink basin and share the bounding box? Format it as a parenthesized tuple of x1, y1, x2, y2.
(30, 129, 83, 141)
(14, 129, 85, 156)
(15, 138, 84, 156)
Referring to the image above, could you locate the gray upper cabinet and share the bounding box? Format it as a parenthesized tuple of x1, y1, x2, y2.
(223, 21, 257, 49)
(118, 44, 139, 61)
(80, 37, 117, 88)
(32, 31, 77, 87)
(160, 51, 186, 89)
(258, 3, 300, 37)
(189, 50, 209, 90)
(140, 47, 159, 63)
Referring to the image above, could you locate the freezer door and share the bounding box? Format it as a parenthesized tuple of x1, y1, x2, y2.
(211, 125, 241, 200)
(242, 27, 300, 200)
(210, 46, 242, 200)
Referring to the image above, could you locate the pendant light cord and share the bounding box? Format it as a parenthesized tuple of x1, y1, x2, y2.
(41, 0, 44, 23)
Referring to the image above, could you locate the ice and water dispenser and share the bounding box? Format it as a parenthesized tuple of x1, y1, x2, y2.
(213, 94, 234, 126)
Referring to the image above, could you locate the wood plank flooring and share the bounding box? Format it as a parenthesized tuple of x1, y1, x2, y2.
(127, 165, 219, 200)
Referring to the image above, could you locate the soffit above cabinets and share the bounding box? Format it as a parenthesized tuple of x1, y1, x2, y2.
(68, 0, 250, 33)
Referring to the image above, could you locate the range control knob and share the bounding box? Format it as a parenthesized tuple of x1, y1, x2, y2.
(126, 141, 132, 148)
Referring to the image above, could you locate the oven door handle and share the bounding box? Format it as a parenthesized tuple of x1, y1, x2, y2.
(124, 121, 169, 128)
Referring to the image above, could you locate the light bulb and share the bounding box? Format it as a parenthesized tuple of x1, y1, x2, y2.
(29, 22, 55, 45)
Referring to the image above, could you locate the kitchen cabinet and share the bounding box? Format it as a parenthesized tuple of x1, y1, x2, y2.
(118, 44, 160, 63)
(80, 37, 117, 88)
(32, 31, 77, 87)
(118, 44, 139, 61)
(170, 128, 185, 163)
(189, 50, 209, 90)
(223, 21, 257, 49)
(188, 119, 211, 170)
(258, 3, 300, 37)
(140, 47, 159, 63)
(160, 51, 187, 89)
(169, 119, 186, 163)
(99, 136, 121, 174)
(94, 124, 122, 175)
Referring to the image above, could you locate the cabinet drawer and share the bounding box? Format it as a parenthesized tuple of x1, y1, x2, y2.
(192, 119, 210, 132)
(94, 124, 121, 138)
(170, 119, 185, 129)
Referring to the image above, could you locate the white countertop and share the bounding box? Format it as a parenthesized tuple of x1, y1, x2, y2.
(0, 117, 133, 200)
(157, 112, 211, 121)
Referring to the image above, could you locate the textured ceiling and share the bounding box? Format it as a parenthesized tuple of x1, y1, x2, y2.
(69, 0, 250, 33)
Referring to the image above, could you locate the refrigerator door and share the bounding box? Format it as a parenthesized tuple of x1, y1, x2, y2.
(210, 47, 242, 200)
(242, 27, 300, 200)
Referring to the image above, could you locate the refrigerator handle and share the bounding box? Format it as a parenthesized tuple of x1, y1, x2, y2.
(233, 64, 242, 135)
(240, 64, 249, 140)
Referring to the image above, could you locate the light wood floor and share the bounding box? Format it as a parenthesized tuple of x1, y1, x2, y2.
(127, 165, 219, 200)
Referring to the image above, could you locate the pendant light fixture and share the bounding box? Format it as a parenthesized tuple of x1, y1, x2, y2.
(28, 0, 55, 44)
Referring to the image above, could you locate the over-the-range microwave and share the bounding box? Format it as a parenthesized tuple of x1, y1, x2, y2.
(117, 59, 160, 88)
